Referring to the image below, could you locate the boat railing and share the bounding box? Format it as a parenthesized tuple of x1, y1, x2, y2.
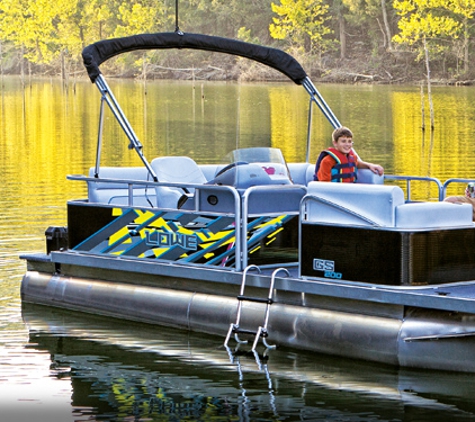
(383, 174, 443, 201)
(67, 174, 306, 271)
(68, 174, 157, 207)
(68, 173, 240, 209)
(442, 178, 475, 199)
(241, 185, 307, 268)
(69, 174, 244, 268)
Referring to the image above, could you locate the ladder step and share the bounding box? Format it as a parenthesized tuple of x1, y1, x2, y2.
(234, 328, 257, 335)
(237, 295, 273, 304)
(233, 327, 269, 337)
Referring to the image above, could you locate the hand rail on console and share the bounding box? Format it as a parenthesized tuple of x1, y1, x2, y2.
(383, 174, 443, 201)
(442, 178, 475, 200)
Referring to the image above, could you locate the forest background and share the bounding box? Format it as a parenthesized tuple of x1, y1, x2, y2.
(0, 0, 473, 84)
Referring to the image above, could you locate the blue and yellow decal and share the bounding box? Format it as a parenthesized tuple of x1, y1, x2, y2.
(72, 207, 294, 267)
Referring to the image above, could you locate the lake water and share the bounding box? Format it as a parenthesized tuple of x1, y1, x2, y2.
(2, 76, 475, 421)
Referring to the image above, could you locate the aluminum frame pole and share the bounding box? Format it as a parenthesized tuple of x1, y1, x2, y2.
(305, 98, 313, 163)
(94, 74, 158, 181)
(302, 77, 341, 129)
(94, 96, 106, 178)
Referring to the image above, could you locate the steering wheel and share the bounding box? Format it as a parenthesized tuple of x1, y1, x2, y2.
(214, 161, 249, 178)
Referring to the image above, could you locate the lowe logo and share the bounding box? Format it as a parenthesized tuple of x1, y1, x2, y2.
(146, 230, 198, 250)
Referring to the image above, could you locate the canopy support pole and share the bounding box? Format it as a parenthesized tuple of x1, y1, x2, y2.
(302, 76, 342, 164)
(305, 98, 313, 164)
(94, 74, 158, 181)
(302, 77, 341, 129)
(94, 96, 106, 178)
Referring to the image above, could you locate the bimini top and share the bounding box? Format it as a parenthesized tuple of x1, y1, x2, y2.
(82, 31, 308, 85)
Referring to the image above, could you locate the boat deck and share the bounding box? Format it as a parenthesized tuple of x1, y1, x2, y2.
(22, 251, 475, 315)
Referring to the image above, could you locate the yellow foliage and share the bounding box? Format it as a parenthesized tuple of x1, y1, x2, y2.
(269, 0, 331, 54)
(393, 0, 462, 60)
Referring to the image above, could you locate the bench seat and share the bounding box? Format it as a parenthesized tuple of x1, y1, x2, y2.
(306, 181, 473, 229)
(87, 167, 156, 206)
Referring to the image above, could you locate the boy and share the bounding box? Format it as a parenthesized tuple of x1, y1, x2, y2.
(315, 126, 384, 182)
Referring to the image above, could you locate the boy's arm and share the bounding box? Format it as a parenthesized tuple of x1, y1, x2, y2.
(317, 156, 334, 181)
(357, 159, 384, 176)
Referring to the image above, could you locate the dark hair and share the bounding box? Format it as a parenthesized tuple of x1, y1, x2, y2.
(332, 126, 353, 142)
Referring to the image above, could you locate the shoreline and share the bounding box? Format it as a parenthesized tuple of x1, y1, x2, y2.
(2, 68, 474, 86)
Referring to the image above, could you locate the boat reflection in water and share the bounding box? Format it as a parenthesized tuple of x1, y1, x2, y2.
(22, 303, 475, 421)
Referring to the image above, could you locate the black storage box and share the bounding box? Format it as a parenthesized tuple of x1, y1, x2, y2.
(300, 223, 475, 286)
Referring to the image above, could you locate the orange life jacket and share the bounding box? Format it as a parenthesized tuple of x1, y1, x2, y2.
(314, 147, 358, 182)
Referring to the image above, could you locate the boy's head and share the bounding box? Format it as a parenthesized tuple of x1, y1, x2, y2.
(332, 127, 353, 143)
(331, 126, 353, 154)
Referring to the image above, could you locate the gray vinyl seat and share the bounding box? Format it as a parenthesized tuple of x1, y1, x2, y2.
(87, 167, 157, 206)
(151, 156, 207, 208)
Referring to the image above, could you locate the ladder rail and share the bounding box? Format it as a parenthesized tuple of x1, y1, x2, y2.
(233, 264, 261, 334)
(224, 265, 261, 347)
(252, 268, 290, 351)
(224, 266, 290, 351)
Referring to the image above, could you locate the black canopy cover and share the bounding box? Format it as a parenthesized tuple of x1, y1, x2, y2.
(82, 32, 308, 84)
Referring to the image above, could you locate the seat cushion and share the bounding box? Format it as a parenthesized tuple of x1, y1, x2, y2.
(395, 202, 473, 228)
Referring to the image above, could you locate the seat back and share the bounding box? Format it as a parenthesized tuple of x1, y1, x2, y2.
(356, 168, 384, 184)
(151, 156, 207, 184)
(306, 182, 405, 227)
(287, 163, 314, 185)
(287, 163, 383, 186)
(199, 164, 225, 181)
(151, 156, 207, 208)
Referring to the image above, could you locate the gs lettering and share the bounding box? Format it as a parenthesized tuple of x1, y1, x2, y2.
(313, 259, 335, 271)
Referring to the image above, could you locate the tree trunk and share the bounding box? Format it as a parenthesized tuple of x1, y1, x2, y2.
(380, 0, 392, 50)
(339, 15, 346, 59)
(464, 18, 469, 74)
(0, 42, 3, 85)
(61, 51, 65, 81)
(142, 52, 148, 95)
(20, 46, 25, 89)
(423, 36, 434, 130)
(420, 84, 425, 131)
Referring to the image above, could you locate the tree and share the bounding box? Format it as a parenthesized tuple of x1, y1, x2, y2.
(74, 0, 116, 44)
(0, 0, 75, 64)
(393, 0, 460, 61)
(449, 0, 475, 75)
(113, 0, 167, 80)
(393, 0, 460, 128)
(341, 0, 394, 52)
(328, 0, 347, 59)
(269, 0, 333, 57)
(115, 1, 165, 36)
(0, 0, 88, 76)
(184, 0, 274, 42)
